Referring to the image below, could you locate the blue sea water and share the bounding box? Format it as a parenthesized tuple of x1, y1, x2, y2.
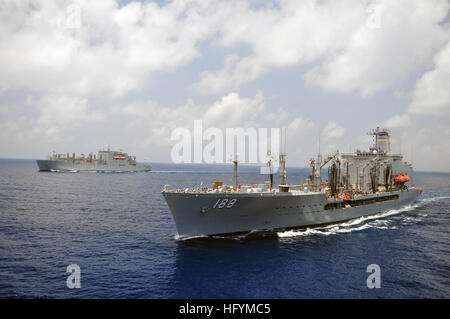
(0, 158, 449, 298)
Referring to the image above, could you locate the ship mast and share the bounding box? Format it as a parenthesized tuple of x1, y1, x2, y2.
(368, 125, 391, 154)
(266, 151, 274, 188)
(279, 153, 287, 186)
(231, 154, 239, 190)
(278, 127, 287, 186)
(309, 158, 316, 190)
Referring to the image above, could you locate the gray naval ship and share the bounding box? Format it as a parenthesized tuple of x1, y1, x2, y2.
(162, 126, 422, 239)
(37, 147, 152, 172)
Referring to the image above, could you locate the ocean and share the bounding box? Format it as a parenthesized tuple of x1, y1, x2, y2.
(0, 159, 449, 298)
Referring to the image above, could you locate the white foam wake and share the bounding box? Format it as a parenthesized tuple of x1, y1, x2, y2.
(174, 233, 209, 241)
(277, 200, 428, 239)
(277, 193, 450, 238)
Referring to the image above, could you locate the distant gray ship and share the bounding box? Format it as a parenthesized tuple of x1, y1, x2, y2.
(162, 126, 422, 239)
(37, 148, 152, 172)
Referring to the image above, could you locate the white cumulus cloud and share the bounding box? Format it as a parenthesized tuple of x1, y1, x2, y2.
(409, 42, 450, 116)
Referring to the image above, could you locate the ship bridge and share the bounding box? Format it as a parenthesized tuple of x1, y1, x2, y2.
(341, 126, 412, 189)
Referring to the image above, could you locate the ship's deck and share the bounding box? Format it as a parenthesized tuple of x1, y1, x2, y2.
(162, 184, 408, 201)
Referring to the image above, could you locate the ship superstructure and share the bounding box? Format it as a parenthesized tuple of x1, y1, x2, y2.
(37, 147, 151, 172)
(162, 126, 421, 239)
(308, 126, 412, 194)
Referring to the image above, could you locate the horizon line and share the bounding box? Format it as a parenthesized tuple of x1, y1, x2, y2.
(1, 157, 449, 174)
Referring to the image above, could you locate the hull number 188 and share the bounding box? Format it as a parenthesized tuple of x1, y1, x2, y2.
(212, 198, 237, 209)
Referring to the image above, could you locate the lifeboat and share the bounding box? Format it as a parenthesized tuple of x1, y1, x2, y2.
(113, 156, 127, 160)
(394, 175, 410, 183)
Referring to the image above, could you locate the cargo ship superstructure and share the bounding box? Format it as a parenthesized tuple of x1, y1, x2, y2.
(37, 147, 152, 172)
(162, 126, 422, 239)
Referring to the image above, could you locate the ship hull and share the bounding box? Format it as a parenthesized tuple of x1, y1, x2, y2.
(36, 159, 152, 172)
(163, 188, 421, 238)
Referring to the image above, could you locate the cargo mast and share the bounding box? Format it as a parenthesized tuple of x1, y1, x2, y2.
(279, 127, 287, 186)
(231, 154, 239, 190)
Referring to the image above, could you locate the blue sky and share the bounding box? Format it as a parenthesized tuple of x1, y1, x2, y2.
(0, 0, 449, 171)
